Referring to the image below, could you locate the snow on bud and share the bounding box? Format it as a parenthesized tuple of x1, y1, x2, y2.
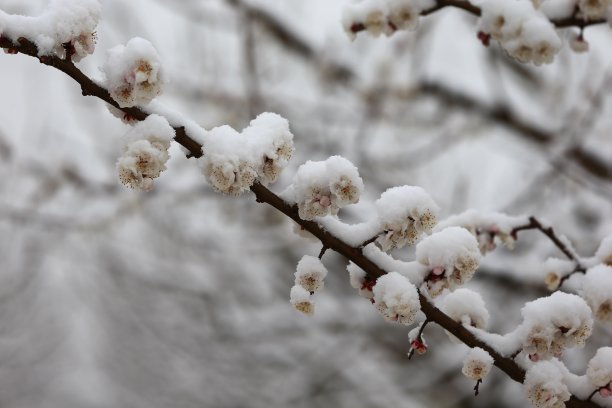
(372, 272, 420, 325)
(439, 288, 489, 342)
(242, 112, 294, 186)
(524, 360, 571, 408)
(375, 185, 439, 251)
(116, 114, 174, 191)
(462, 347, 493, 381)
(199, 126, 257, 196)
(295, 255, 328, 293)
(568, 30, 589, 53)
(347, 262, 375, 299)
(291, 156, 363, 220)
(435, 210, 522, 254)
(595, 234, 612, 266)
(519, 292, 593, 361)
(416, 227, 481, 297)
(577, 0, 611, 19)
(542, 258, 574, 291)
(290, 285, 315, 316)
(103, 37, 165, 108)
(0, 0, 100, 60)
(582, 265, 612, 322)
(479, 0, 561, 65)
(587, 347, 612, 389)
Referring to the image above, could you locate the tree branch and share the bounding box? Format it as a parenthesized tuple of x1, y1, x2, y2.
(0, 35, 601, 408)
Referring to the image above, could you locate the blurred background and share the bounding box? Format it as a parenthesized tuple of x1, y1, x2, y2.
(0, 0, 611, 407)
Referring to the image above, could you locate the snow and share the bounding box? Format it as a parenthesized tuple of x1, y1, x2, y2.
(542, 257, 575, 290)
(478, 0, 562, 66)
(294, 255, 328, 293)
(375, 185, 439, 251)
(289, 285, 314, 316)
(347, 261, 374, 299)
(199, 112, 294, 196)
(116, 114, 174, 192)
(581, 264, 612, 322)
(587, 347, 612, 388)
(415, 226, 481, 297)
(524, 360, 571, 408)
(0, 0, 100, 61)
(438, 288, 489, 330)
(435, 209, 527, 254)
(102, 37, 165, 108)
(595, 234, 612, 265)
(363, 242, 429, 284)
(287, 155, 363, 220)
(518, 292, 593, 361)
(372, 271, 420, 325)
(462, 347, 494, 381)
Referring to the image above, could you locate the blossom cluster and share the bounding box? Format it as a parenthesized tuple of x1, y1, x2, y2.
(289, 156, 363, 220)
(375, 185, 439, 251)
(435, 210, 522, 255)
(0, 0, 100, 61)
(587, 347, 612, 398)
(462, 347, 494, 382)
(479, 0, 562, 65)
(199, 113, 294, 196)
(290, 255, 328, 315)
(102, 37, 165, 108)
(415, 226, 481, 297)
(116, 114, 175, 191)
(342, 0, 434, 40)
(372, 271, 421, 325)
(524, 360, 571, 408)
(582, 264, 612, 322)
(517, 292, 592, 361)
(438, 288, 489, 342)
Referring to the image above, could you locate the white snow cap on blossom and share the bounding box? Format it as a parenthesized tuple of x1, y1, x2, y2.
(581, 264, 612, 322)
(347, 262, 374, 299)
(436, 209, 525, 254)
(116, 114, 174, 192)
(295, 255, 328, 293)
(568, 29, 589, 53)
(462, 347, 494, 381)
(103, 37, 165, 108)
(518, 292, 593, 361)
(439, 288, 489, 330)
(199, 113, 294, 196)
(290, 285, 314, 316)
(524, 360, 571, 408)
(375, 185, 439, 251)
(587, 347, 612, 388)
(243, 113, 294, 186)
(595, 234, 612, 266)
(290, 156, 363, 220)
(373, 272, 420, 325)
(536, 0, 576, 20)
(577, 0, 611, 19)
(479, 0, 561, 66)
(416, 227, 481, 297)
(0, 0, 100, 60)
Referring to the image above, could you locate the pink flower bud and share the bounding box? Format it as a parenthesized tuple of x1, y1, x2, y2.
(410, 340, 427, 354)
(599, 386, 612, 398)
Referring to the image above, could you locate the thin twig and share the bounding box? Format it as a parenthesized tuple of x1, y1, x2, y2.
(511, 216, 587, 286)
